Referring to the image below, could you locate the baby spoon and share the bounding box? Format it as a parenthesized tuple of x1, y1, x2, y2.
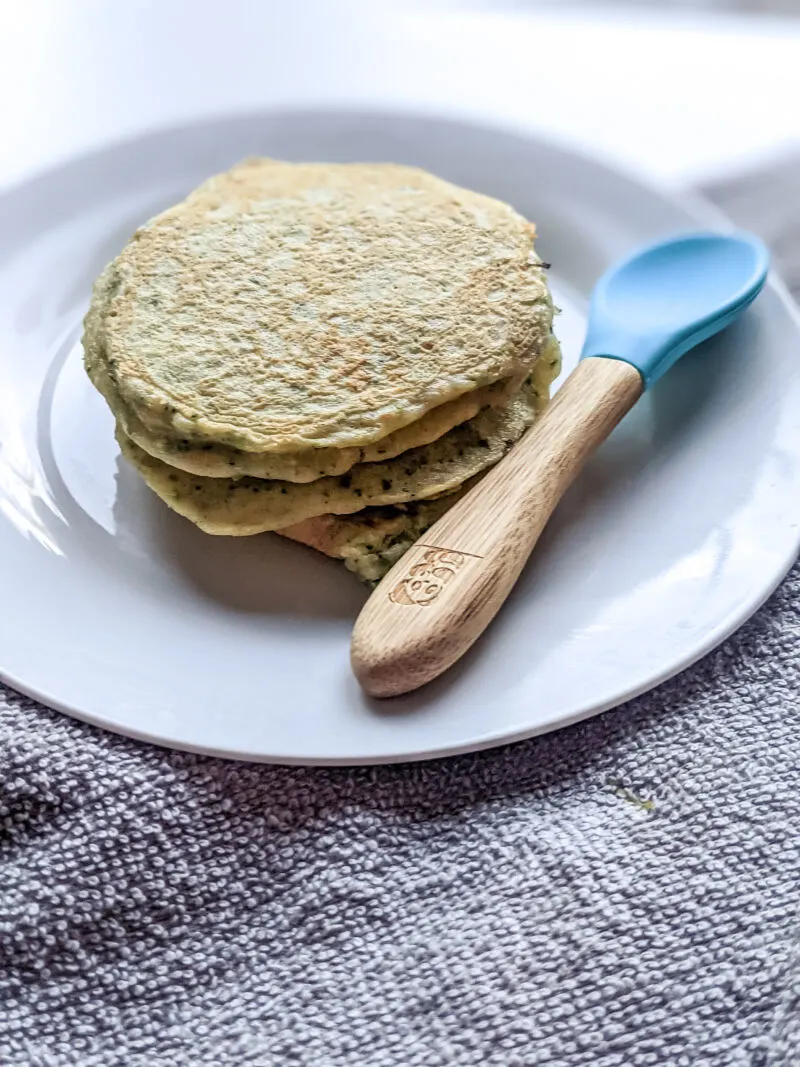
(351, 230, 770, 697)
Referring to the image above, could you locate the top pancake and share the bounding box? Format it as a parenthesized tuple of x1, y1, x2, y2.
(83, 159, 554, 454)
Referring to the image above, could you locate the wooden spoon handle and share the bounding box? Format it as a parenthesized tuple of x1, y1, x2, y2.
(351, 357, 643, 697)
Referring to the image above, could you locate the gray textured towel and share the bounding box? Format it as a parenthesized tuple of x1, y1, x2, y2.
(2, 163, 799, 1067)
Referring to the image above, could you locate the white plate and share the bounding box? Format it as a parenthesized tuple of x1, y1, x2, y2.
(2, 110, 799, 764)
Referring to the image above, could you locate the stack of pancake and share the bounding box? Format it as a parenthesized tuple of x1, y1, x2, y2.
(84, 159, 561, 582)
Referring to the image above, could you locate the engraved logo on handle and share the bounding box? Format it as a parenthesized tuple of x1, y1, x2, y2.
(389, 547, 468, 607)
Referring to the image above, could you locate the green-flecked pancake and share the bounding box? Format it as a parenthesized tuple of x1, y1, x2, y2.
(276, 490, 470, 584)
(96, 365, 525, 482)
(117, 370, 555, 536)
(84, 158, 554, 455)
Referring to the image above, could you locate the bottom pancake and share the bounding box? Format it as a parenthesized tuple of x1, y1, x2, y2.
(275, 488, 471, 584)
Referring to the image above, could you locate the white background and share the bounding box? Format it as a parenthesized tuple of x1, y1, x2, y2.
(1, 1, 799, 194)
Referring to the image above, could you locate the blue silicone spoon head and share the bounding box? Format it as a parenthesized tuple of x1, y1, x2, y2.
(580, 230, 770, 388)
